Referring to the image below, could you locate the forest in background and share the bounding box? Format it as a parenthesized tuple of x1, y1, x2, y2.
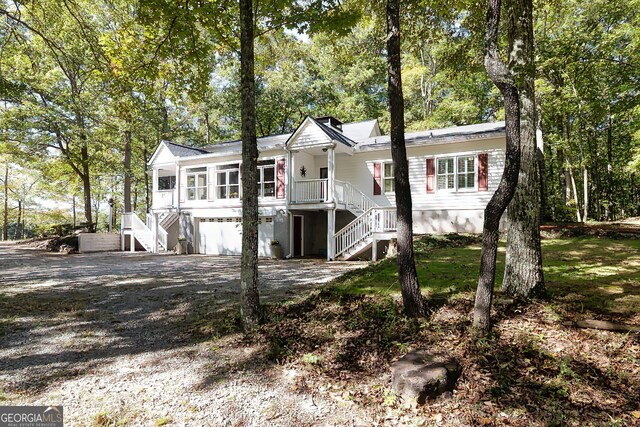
(0, 0, 638, 237)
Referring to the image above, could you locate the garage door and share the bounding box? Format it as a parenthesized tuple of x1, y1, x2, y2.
(197, 217, 274, 256)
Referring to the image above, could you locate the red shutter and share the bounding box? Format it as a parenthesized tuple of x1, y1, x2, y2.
(478, 153, 488, 191)
(373, 162, 382, 195)
(276, 157, 286, 199)
(426, 158, 435, 194)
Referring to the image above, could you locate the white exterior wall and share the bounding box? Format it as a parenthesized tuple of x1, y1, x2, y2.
(149, 132, 506, 239)
(335, 137, 505, 233)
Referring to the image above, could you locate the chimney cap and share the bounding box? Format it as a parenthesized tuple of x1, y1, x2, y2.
(315, 116, 343, 131)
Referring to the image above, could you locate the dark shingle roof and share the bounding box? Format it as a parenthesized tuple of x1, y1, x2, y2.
(308, 117, 356, 147)
(164, 141, 209, 157)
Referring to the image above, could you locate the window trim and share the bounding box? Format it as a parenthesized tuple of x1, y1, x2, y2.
(257, 159, 276, 199)
(382, 161, 395, 194)
(435, 154, 478, 193)
(215, 163, 240, 200)
(186, 167, 208, 201)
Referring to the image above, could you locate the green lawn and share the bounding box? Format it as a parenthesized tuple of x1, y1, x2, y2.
(331, 235, 640, 318)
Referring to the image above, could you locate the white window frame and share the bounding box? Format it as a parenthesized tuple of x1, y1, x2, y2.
(436, 154, 477, 192)
(257, 159, 276, 199)
(215, 163, 240, 200)
(186, 167, 207, 201)
(382, 162, 394, 194)
(456, 155, 476, 191)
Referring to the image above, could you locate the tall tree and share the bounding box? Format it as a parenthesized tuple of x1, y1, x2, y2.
(2, 159, 8, 240)
(473, 0, 521, 335)
(501, 0, 544, 298)
(239, 0, 261, 330)
(386, 0, 427, 317)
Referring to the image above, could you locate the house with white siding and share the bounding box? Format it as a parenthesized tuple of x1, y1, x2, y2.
(122, 116, 505, 260)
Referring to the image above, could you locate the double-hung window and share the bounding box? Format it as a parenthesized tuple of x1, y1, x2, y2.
(257, 160, 276, 198)
(437, 155, 476, 191)
(383, 163, 394, 193)
(456, 156, 475, 189)
(216, 163, 240, 199)
(186, 167, 207, 200)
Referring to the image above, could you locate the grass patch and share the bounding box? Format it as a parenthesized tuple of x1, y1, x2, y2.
(331, 234, 640, 319)
(331, 234, 491, 299)
(246, 234, 639, 425)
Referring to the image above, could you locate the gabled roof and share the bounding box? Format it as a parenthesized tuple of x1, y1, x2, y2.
(147, 140, 209, 165)
(285, 116, 356, 149)
(308, 117, 356, 147)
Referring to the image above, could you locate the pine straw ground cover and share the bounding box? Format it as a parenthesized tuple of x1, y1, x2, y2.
(188, 233, 640, 426)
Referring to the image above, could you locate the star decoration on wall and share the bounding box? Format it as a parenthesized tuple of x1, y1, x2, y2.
(300, 165, 307, 177)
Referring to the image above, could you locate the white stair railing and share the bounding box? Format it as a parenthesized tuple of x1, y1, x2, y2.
(131, 214, 154, 251)
(123, 212, 171, 252)
(158, 227, 168, 251)
(335, 180, 376, 214)
(334, 207, 397, 258)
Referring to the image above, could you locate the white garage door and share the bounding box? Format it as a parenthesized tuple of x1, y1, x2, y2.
(197, 217, 274, 256)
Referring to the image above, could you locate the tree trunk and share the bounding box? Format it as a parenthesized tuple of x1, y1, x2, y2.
(13, 200, 22, 240)
(557, 146, 566, 206)
(239, 0, 261, 331)
(568, 164, 582, 222)
(473, 0, 522, 335)
(72, 195, 76, 228)
(204, 111, 211, 145)
(562, 117, 572, 204)
(143, 145, 150, 213)
(123, 128, 132, 212)
(582, 165, 588, 221)
(2, 160, 8, 240)
(605, 115, 613, 220)
(386, 0, 427, 317)
(78, 121, 93, 232)
(502, 0, 544, 299)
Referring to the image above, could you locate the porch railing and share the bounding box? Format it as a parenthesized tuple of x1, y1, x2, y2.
(292, 179, 328, 203)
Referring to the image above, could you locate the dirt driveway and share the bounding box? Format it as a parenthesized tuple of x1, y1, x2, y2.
(0, 243, 371, 426)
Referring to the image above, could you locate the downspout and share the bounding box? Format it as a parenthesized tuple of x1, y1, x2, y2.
(285, 146, 293, 259)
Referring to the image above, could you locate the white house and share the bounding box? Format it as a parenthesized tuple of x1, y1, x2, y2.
(122, 116, 506, 260)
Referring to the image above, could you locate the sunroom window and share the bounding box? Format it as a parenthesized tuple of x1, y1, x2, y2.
(186, 167, 207, 200)
(157, 175, 176, 191)
(216, 163, 240, 199)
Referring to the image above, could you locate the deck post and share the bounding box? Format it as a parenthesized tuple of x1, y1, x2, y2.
(372, 237, 378, 261)
(327, 143, 335, 203)
(327, 208, 335, 261)
(152, 211, 159, 254)
(130, 224, 135, 253)
(120, 214, 125, 251)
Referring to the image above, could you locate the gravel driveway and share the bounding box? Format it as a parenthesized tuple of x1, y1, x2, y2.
(0, 242, 372, 426)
